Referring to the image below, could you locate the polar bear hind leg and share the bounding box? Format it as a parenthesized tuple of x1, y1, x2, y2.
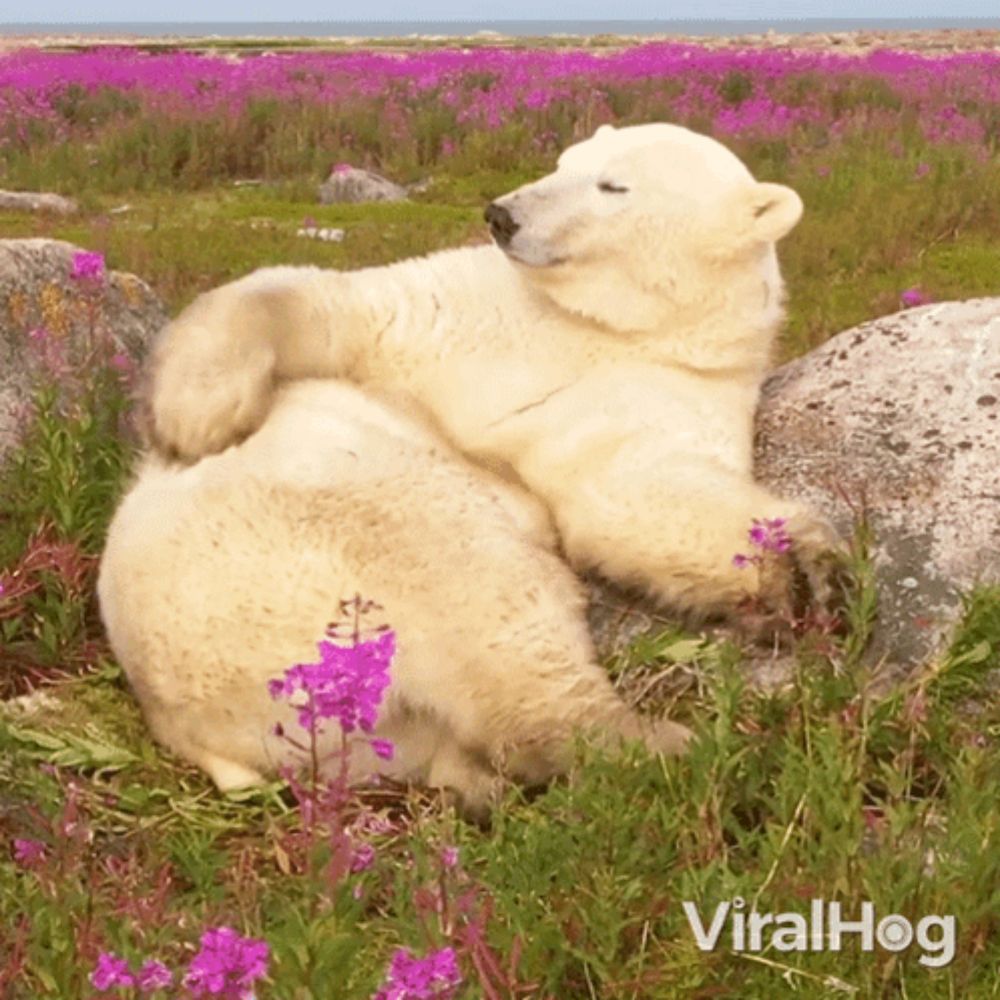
(101, 381, 688, 814)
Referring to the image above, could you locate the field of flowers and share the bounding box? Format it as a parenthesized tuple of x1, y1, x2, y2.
(2, 42, 1000, 352)
(1, 40, 999, 999)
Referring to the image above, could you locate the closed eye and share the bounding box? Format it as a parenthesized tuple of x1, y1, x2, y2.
(597, 181, 629, 194)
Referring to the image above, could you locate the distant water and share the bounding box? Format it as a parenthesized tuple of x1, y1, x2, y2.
(2, 18, 1000, 38)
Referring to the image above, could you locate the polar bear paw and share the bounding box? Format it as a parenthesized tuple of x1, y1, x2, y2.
(642, 716, 693, 756)
(784, 509, 851, 620)
(143, 318, 277, 461)
(740, 508, 850, 643)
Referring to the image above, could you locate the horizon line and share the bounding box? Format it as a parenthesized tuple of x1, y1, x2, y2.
(4, 16, 1000, 24)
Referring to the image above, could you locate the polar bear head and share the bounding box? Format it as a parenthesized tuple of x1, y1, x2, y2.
(485, 122, 802, 340)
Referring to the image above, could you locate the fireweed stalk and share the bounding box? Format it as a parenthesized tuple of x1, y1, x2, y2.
(266, 597, 398, 978)
(383, 842, 538, 999)
(267, 595, 395, 839)
(24, 252, 136, 406)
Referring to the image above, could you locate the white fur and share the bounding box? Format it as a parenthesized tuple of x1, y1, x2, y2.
(100, 381, 689, 813)
(102, 123, 838, 805)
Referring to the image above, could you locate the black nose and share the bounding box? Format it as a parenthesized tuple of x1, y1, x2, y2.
(484, 202, 520, 248)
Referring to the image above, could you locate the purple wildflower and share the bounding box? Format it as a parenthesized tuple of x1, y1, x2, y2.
(136, 960, 173, 991)
(69, 250, 106, 284)
(183, 926, 269, 999)
(370, 738, 395, 760)
(440, 846, 459, 870)
(90, 952, 135, 991)
(351, 842, 376, 873)
(733, 517, 793, 569)
(900, 286, 933, 308)
(269, 630, 395, 736)
(12, 838, 46, 867)
(333, 162, 353, 175)
(372, 946, 462, 1000)
(747, 517, 792, 554)
(914, 162, 931, 178)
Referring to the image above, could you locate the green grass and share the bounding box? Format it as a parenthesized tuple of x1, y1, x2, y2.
(4, 132, 997, 349)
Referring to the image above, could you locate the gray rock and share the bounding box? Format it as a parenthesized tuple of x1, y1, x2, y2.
(755, 297, 1000, 666)
(0, 190, 78, 215)
(588, 298, 1000, 673)
(0, 239, 167, 462)
(318, 166, 408, 205)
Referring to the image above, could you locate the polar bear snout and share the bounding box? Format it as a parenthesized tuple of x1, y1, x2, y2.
(485, 202, 520, 248)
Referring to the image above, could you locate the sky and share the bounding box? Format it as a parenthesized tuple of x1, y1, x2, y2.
(1, 0, 997, 22)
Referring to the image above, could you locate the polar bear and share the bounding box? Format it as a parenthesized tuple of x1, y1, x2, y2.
(145, 122, 842, 620)
(99, 380, 691, 814)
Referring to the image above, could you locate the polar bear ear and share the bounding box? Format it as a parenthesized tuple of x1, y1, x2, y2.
(741, 182, 803, 244)
(594, 124, 616, 138)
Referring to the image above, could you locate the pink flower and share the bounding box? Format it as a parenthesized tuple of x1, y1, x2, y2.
(747, 517, 792, 554)
(269, 631, 395, 736)
(183, 926, 269, 999)
(90, 952, 135, 991)
(370, 738, 395, 760)
(70, 250, 106, 284)
(136, 960, 173, 991)
(12, 837, 46, 867)
(914, 162, 931, 179)
(333, 162, 353, 175)
(440, 846, 459, 869)
(733, 516, 792, 569)
(351, 842, 376, 873)
(900, 286, 933, 308)
(110, 352, 135, 375)
(372, 946, 462, 1000)
(816, 165, 831, 177)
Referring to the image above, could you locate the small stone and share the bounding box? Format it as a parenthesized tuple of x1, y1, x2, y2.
(318, 166, 407, 205)
(0, 190, 78, 215)
(296, 227, 345, 243)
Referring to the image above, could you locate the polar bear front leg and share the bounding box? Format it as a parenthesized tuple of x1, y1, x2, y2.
(531, 453, 846, 624)
(146, 267, 366, 460)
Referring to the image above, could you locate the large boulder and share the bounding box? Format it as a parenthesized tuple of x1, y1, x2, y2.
(0, 239, 167, 462)
(755, 297, 1000, 667)
(588, 298, 1000, 672)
